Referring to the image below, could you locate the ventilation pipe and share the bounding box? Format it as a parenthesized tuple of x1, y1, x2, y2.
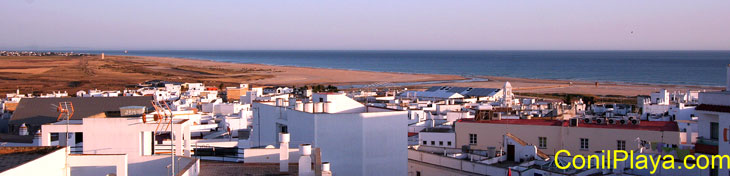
(32, 130, 41, 146)
(321, 162, 332, 176)
(19, 123, 28, 136)
(279, 133, 290, 173)
(299, 144, 314, 176)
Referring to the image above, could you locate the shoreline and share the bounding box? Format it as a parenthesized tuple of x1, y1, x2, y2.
(121, 55, 725, 96)
(0, 55, 724, 97)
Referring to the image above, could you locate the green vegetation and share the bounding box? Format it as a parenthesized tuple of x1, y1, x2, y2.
(298, 85, 339, 93)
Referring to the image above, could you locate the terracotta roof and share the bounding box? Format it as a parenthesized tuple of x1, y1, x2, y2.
(408, 132, 418, 137)
(0, 146, 64, 172)
(458, 119, 679, 132)
(4, 102, 18, 112)
(696, 104, 730, 113)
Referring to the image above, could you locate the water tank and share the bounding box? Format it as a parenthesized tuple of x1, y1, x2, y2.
(314, 102, 323, 113)
(324, 102, 333, 113)
(304, 103, 313, 113)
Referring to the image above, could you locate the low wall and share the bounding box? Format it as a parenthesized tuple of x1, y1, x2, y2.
(243, 148, 301, 163)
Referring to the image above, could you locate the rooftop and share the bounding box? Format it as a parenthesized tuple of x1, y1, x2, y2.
(10, 96, 154, 125)
(420, 127, 454, 133)
(0, 146, 64, 172)
(0, 133, 34, 143)
(458, 119, 679, 132)
(696, 104, 730, 113)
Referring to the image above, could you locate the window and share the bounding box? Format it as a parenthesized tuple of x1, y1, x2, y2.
(423, 141, 427, 145)
(617, 140, 626, 150)
(431, 141, 435, 145)
(538, 137, 547, 149)
(447, 141, 452, 146)
(469, 134, 477, 144)
(580, 138, 589, 150)
(711, 122, 719, 140)
(439, 141, 443, 146)
(416, 171, 421, 176)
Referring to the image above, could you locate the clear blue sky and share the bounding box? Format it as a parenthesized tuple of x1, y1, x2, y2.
(1, 0, 729, 50)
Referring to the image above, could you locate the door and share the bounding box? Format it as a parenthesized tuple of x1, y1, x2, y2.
(507, 144, 515, 162)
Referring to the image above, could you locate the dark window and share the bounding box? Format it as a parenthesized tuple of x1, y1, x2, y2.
(447, 141, 452, 146)
(416, 171, 421, 176)
(423, 141, 427, 145)
(439, 141, 443, 146)
(711, 122, 719, 140)
(431, 141, 435, 145)
(319, 98, 324, 102)
(75, 132, 83, 144)
(469, 134, 477, 144)
(580, 138, 589, 150)
(538, 137, 547, 149)
(617, 140, 626, 150)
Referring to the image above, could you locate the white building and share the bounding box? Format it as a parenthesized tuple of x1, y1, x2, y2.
(418, 127, 456, 148)
(39, 110, 198, 176)
(249, 93, 407, 176)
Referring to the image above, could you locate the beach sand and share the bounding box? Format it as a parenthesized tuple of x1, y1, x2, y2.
(0, 55, 723, 97)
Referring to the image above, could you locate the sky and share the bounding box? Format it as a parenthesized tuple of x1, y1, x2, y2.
(1, 0, 729, 50)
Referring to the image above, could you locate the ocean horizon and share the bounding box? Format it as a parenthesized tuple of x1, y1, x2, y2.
(53, 50, 730, 86)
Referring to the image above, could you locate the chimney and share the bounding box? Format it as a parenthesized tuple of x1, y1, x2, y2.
(32, 130, 41, 146)
(321, 162, 332, 176)
(279, 133, 290, 173)
(19, 123, 28, 136)
(299, 144, 314, 176)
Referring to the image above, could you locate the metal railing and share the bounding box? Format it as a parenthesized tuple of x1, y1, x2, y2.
(696, 137, 718, 146)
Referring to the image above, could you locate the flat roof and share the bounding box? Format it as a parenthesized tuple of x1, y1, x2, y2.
(0, 146, 64, 172)
(420, 127, 454, 133)
(458, 119, 679, 132)
(696, 104, 730, 113)
(10, 96, 154, 125)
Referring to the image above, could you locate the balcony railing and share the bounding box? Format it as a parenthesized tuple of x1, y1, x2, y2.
(695, 137, 718, 155)
(696, 137, 718, 146)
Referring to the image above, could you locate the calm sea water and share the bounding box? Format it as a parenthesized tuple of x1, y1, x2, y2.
(76, 50, 730, 86)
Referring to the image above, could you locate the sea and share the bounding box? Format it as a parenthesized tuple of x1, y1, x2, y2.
(70, 50, 730, 86)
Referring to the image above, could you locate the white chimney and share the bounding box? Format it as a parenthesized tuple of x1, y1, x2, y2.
(322, 162, 330, 171)
(279, 133, 290, 173)
(299, 144, 314, 176)
(19, 123, 28, 136)
(32, 130, 41, 146)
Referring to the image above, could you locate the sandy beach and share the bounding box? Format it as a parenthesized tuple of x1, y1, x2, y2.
(0, 55, 724, 97)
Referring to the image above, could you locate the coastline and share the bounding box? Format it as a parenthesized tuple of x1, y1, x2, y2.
(123, 55, 725, 96)
(0, 54, 723, 97)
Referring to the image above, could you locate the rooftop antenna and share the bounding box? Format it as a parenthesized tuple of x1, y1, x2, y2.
(57, 102, 74, 176)
(151, 100, 176, 176)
